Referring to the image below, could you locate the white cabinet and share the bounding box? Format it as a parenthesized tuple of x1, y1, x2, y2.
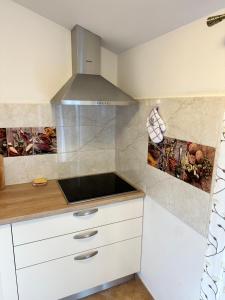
(0, 225, 18, 300)
(12, 198, 143, 300)
(17, 238, 142, 300)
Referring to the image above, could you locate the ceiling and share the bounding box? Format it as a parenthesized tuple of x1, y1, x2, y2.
(13, 0, 225, 53)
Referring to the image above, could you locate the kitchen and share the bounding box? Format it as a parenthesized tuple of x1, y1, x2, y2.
(0, 0, 225, 300)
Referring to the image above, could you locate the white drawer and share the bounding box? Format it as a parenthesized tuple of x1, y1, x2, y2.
(14, 217, 142, 269)
(17, 237, 141, 300)
(12, 198, 143, 246)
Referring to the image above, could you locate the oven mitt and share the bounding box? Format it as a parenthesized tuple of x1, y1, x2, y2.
(146, 107, 166, 143)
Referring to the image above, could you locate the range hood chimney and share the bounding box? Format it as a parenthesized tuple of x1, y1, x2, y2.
(51, 25, 136, 106)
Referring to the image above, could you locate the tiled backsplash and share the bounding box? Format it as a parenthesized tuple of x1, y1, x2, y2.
(0, 127, 57, 157)
(116, 97, 225, 237)
(2, 98, 224, 239)
(54, 104, 116, 179)
(0, 103, 116, 185)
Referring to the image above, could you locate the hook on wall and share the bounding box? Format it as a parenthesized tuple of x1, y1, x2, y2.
(207, 14, 225, 27)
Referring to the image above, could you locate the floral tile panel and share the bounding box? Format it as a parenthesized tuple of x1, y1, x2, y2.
(147, 136, 216, 193)
(0, 128, 7, 157)
(7, 128, 33, 156)
(0, 127, 57, 157)
(32, 127, 57, 155)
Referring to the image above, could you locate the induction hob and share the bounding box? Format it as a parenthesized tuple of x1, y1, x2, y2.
(58, 172, 137, 204)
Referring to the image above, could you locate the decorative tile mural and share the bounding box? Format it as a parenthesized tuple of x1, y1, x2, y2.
(0, 128, 7, 157)
(147, 137, 215, 193)
(32, 127, 57, 155)
(0, 127, 57, 157)
(7, 128, 33, 156)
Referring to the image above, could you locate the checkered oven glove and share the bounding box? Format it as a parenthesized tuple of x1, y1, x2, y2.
(146, 107, 166, 143)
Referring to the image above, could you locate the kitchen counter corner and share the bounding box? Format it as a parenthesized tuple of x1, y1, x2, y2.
(0, 180, 145, 225)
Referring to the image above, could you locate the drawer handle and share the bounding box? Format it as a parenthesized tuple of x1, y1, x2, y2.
(73, 230, 98, 240)
(73, 208, 98, 217)
(74, 250, 98, 261)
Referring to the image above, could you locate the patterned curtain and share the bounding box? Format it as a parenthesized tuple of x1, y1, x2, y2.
(200, 118, 225, 300)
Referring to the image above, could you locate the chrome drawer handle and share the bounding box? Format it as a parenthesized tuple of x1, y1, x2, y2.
(74, 250, 98, 261)
(73, 230, 98, 240)
(73, 208, 98, 217)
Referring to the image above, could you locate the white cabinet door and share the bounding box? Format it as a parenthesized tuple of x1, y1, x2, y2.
(17, 237, 141, 300)
(0, 225, 18, 300)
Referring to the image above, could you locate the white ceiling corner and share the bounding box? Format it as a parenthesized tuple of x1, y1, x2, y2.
(12, 0, 225, 53)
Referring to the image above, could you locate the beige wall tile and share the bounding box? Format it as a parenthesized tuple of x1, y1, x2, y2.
(4, 154, 58, 185)
(0, 104, 54, 128)
(115, 97, 225, 236)
(2, 103, 116, 185)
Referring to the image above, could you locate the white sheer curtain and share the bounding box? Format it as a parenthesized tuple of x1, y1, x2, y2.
(200, 117, 225, 300)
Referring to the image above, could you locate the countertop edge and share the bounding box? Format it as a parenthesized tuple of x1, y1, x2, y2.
(0, 190, 145, 225)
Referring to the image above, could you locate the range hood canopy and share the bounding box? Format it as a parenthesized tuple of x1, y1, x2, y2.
(51, 25, 136, 106)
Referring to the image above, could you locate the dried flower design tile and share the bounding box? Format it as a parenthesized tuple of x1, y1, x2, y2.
(7, 128, 33, 156)
(0, 128, 8, 157)
(32, 127, 57, 155)
(147, 136, 215, 193)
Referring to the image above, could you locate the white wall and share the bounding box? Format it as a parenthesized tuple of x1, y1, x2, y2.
(118, 9, 225, 99)
(0, 0, 117, 104)
(101, 47, 117, 85)
(0, 0, 71, 103)
(140, 197, 207, 300)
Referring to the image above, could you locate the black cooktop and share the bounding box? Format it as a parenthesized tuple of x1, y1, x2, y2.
(58, 173, 137, 204)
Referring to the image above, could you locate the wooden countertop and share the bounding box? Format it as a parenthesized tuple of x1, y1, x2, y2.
(0, 180, 144, 225)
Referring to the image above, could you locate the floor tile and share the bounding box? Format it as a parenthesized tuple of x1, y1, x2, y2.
(83, 277, 154, 300)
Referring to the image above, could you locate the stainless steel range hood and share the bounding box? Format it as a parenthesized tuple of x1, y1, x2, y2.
(51, 25, 136, 106)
